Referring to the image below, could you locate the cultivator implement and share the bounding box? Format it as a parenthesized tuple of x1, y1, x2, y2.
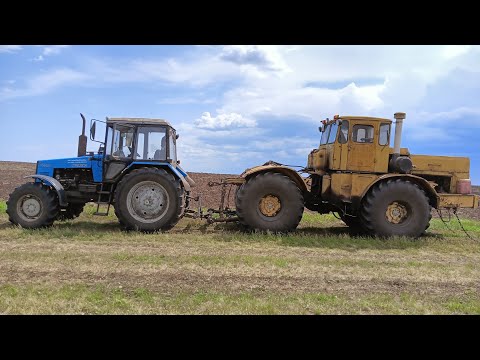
(185, 177, 244, 224)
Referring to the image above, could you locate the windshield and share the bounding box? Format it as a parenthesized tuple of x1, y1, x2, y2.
(320, 124, 331, 145)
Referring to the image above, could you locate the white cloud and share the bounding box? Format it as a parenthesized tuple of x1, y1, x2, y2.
(157, 97, 215, 105)
(220, 45, 290, 72)
(0, 45, 22, 53)
(30, 45, 71, 61)
(42, 45, 70, 56)
(442, 45, 471, 59)
(194, 111, 256, 129)
(0, 68, 90, 101)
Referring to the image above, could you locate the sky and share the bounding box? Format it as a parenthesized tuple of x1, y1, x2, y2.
(0, 45, 479, 182)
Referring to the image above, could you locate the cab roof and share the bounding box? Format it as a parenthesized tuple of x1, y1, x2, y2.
(339, 116, 392, 123)
(107, 117, 174, 128)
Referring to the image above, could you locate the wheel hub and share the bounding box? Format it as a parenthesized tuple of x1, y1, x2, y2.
(259, 195, 281, 217)
(126, 181, 169, 223)
(18, 195, 42, 220)
(386, 202, 408, 224)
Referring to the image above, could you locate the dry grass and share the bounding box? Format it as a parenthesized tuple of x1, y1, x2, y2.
(1, 203, 480, 314)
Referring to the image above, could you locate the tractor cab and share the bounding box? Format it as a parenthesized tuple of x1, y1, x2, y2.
(307, 115, 396, 174)
(90, 118, 179, 182)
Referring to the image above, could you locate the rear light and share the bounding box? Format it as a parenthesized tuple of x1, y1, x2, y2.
(457, 179, 472, 194)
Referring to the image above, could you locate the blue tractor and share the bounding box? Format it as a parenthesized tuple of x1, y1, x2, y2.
(7, 114, 196, 231)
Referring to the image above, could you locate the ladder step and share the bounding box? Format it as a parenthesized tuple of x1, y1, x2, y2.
(94, 212, 110, 216)
(97, 191, 111, 194)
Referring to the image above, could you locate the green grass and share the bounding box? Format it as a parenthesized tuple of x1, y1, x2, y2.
(0, 201, 6, 214)
(0, 283, 478, 314)
(1, 204, 480, 314)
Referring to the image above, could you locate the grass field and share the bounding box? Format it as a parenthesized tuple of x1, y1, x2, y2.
(1, 201, 479, 314)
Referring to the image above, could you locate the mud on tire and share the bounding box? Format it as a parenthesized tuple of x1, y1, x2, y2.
(6, 182, 60, 229)
(114, 167, 185, 232)
(235, 172, 304, 233)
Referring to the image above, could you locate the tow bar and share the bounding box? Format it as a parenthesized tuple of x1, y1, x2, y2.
(185, 177, 244, 224)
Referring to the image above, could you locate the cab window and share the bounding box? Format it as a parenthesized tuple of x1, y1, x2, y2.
(327, 121, 339, 144)
(379, 123, 391, 145)
(338, 120, 349, 144)
(353, 125, 374, 143)
(136, 126, 167, 160)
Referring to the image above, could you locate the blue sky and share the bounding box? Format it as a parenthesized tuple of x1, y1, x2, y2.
(1, 45, 479, 182)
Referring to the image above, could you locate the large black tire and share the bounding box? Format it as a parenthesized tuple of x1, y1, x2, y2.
(360, 179, 431, 238)
(114, 167, 185, 232)
(57, 203, 85, 221)
(6, 182, 59, 229)
(235, 172, 304, 232)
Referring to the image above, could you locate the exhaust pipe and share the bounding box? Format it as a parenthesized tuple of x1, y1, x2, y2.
(393, 112, 406, 156)
(390, 112, 412, 174)
(78, 113, 88, 157)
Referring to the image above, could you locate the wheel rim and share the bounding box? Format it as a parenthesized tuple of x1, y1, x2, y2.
(258, 194, 282, 217)
(17, 194, 43, 222)
(126, 181, 170, 223)
(385, 201, 409, 224)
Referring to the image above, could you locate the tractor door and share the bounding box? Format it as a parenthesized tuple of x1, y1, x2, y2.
(103, 124, 135, 182)
(346, 122, 376, 172)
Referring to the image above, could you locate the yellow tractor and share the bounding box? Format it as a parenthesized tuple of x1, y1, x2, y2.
(231, 112, 479, 237)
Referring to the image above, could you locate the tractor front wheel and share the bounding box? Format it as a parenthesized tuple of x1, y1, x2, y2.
(235, 172, 304, 232)
(57, 203, 85, 221)
(6, 182, 59, 228)
(114, 167, 185, 232)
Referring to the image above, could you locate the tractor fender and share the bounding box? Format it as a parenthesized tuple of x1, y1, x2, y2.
(360, 173, 439, 207)
(24, 175, 68, 207)
(125, 163, 192, 192)
(241, 165, 308, 193)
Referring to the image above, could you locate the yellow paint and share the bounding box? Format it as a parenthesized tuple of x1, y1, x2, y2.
(330, 173, 352, 200)
(241, 164, 309, 192)
(439, 194, 478, 209)
(321, 175, 331, 197)
(351, 174, 379, 198)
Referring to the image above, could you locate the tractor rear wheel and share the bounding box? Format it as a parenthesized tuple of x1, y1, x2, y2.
(6, 182, 59, 228)
(114, 167, 185, 232)
(57, 203, 85, 221)
(359, 179, 430, 238)
(235, 172, 304, 232)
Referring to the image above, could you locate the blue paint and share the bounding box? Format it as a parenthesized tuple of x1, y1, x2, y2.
(175, 165, 187, 177)
(36, 154, 104, 183)
(126, 162, 188, 181)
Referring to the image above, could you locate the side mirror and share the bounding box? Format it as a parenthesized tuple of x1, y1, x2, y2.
(176, 134, 179, 140)
(90, 121, 96, 140)
(319, 126, 323, 133)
